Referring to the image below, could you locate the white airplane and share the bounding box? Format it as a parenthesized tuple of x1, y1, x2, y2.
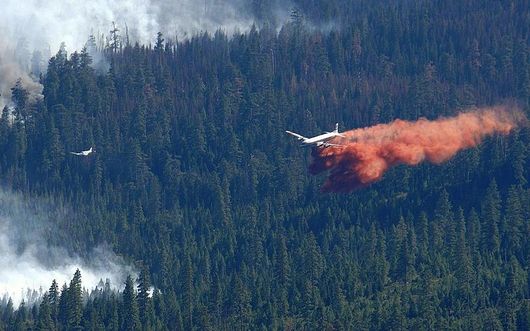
(70, 147, 94, 156)
(286, 123, 345, 148)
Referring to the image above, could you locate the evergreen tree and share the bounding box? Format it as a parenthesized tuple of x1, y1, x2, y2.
(37, 293, 54, 331)
(121, 275, 140, 331)
(57, 284, 69, 328)
(137, 266, 154, 329)
(454, 209, 473, 304)
(48, 279, 59, 327)
(481, 180, 501, 258)
(0, 2, 529, 329)
(501, 186, 524, 258)
(67, 269, 83, 330)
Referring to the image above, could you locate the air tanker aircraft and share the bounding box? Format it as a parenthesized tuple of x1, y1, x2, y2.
(286, 123, 345, 148)
(70, 147, 94, 156)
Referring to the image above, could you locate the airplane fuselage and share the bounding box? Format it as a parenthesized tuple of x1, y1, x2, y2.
(302, 132, 341, 145)
(286, 123, 344, 148)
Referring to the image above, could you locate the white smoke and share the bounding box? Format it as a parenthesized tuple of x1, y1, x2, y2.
(0, 0, 296, 306)
(0, 38, 44, 110)
(0, 188, 134, 307)
(1, 0, 261, 51)
(0, 0, 294, 109)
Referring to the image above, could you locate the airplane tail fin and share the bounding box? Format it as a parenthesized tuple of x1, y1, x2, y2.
(335, 123, 347, 137)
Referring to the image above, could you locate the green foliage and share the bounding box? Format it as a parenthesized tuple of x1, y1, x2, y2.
(67, 269, 83, 329)
(121, 275, 141, 331)
(0, 0, 529, 329)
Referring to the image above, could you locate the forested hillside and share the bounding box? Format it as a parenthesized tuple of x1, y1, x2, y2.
(1, 0, 529, 329)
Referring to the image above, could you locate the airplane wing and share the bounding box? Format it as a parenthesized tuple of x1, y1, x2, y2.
(285, 130, 307, 141)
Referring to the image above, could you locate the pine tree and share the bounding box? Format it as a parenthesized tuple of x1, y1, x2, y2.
(467, 208, 481, 265)
(121, 275, 140, 331)
(11, 79, 29, 123)
(501, 257, 521, 331)
(481, 180, 501, 258)
(454, 209, 473, 304)
(137, 266, 154, 329)
(501, 186, 524, 258)
(48, 280, 59, 327)
(0, 4, 528, 329)
(2, 298, 14, 329)
(299, 233, 324, 285)
(183, 253, 194, 330)
(109, 295, 120, 331)
(66, 269, 83, 330)
(37, 293, 54, 331)
(57, 284, 69, 328)
(230, 276, 254, 330)
(274, 234, 291, 316)
(14, 300, 28, 331)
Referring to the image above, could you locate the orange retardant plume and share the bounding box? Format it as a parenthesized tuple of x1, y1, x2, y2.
(309, 106, 527, 192)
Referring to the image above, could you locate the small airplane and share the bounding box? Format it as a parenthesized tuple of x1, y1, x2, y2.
(70, 147, 94, 156)
(286, 123, 345, 148)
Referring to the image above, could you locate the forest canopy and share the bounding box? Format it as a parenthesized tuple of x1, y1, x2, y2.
(0, 0, 529, 330)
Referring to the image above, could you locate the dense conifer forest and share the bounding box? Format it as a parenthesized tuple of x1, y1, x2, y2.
(1, 0, 529, 329)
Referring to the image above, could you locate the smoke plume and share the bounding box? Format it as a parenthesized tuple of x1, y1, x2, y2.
(0, 188, 133, 307)
(0, 0, 292, 108)
(0, 0, 295, 305)
(0, 39, 44, 110)
(310, 106, 527, 192)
